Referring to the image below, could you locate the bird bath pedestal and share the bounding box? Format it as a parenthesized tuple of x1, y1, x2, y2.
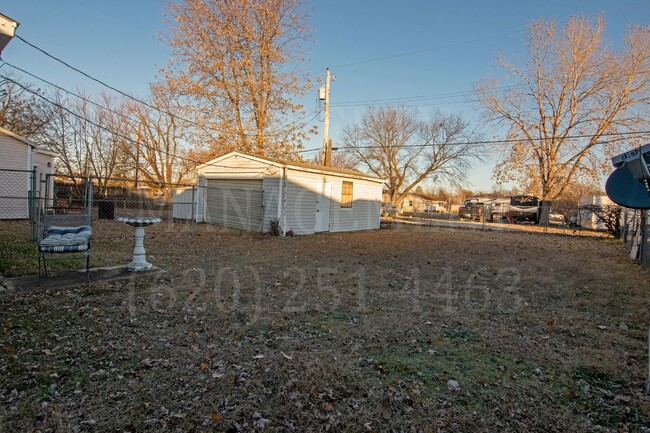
(117, 216, 162, 271)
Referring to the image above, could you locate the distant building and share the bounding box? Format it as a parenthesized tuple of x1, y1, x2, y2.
(579, 195, 615, 230)
(384, 191, 448, 213)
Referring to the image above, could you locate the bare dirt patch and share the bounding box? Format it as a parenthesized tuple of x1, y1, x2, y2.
(1, 221, 649, 432)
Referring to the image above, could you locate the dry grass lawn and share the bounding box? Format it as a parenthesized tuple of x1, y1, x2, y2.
(1, 220, 649, 432)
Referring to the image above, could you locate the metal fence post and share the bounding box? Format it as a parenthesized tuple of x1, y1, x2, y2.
(639, 209, 650, 268)
(87, 176, 93, 225)
(191, 186, 196, 229)
(31, 168, 37, 240)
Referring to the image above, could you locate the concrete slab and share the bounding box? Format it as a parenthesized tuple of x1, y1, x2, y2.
(0, 265, 170, 297)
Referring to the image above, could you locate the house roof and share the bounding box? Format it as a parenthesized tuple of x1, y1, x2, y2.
(198, 151, 384, 183)
(0, 126, 58, 157)
(408, 192, 439, 201)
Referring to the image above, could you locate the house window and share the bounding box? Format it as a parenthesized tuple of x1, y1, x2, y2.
(341, 181, 353, 208)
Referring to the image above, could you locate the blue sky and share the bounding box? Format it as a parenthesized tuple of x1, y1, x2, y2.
(2, 1, 648, 190)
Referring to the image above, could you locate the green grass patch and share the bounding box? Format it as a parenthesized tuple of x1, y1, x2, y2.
(0, 234, 39, 277)
(365, 339, 648, 430)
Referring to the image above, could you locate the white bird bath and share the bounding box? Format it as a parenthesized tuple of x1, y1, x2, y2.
(117, 216, 162, 271)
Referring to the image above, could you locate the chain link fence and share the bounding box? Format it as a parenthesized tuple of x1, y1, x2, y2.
(43, 174, 197, 225)
(0, 168, 36, 219)
(0, 168, 39, 239)
(621, 208, 649, 268)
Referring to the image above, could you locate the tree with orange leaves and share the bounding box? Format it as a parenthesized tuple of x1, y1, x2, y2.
(475, 16, 650, 200)
(161, 0, 313, 159)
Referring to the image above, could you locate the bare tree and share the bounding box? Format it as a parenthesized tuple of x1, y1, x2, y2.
(475, 16, 650, 200)
(552, 179, 602, 216)
(38, 90, 126, 195)
(342, 106, 482, 207)
(580, 204, 622, 238)
(122, 86, 193, 195)
(161, 0, 313, 157)
(310, 150, 359, 170)
(0, 75, 51, 138)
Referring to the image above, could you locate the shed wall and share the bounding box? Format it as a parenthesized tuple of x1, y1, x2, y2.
(196, 153, 383, 235)
(262, 177, 281, 232)
(284, 170, 318, 235)
(329, 178, 382, 232)
(0, 134, 30, 170)
(0, 135, 30, 218)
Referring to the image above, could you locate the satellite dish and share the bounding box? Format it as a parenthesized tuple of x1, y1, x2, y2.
(605, 165, 650, 209)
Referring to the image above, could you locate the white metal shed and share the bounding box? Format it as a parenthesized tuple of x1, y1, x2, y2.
(193, 152, 384, 235)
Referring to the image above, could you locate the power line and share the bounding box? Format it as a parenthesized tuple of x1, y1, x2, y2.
(3, 74, 322, 167)
(13, 35, 174, 117)
(12, 34, 318, 141)
(330, 85, 526, 108)
(2, 75, 204, 165)
(315, 30, 525, 72)
(295, 131, 650, 154)
(3, 60, 141, 125)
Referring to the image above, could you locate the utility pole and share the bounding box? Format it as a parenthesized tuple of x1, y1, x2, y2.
(326, 139, 333, 167)
(321, 68, 332, 167)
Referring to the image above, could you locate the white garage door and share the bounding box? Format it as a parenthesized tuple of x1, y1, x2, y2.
(205, 179, 264, 231)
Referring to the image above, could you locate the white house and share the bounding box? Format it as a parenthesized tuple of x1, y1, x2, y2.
(183, 152, 384, 235)
(400, 192, 447, 213)
(0, 127, 57, 219)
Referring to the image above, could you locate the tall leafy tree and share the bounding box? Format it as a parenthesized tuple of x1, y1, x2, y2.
(161, 0, 313, 158)
(475, 16, 650, 199)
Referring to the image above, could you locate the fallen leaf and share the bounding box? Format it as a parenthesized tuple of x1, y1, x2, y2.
(210, 412, 222, 422)
(200, 363, 209, 370)
(614, 395, 631, 404)
(378, 401, 391, 419)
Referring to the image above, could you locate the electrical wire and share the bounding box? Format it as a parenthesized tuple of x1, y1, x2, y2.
(3, 74, 323, 167)
(3, 60, 142, 125)
(330, 85, 526, 108)
(2, 75, 205, 165)
(312, 30, 525, 73)
(294, 131, 650, 154)
(12, 35, 318, 141)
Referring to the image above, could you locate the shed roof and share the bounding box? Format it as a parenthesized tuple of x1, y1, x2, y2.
(198, 151, 384, 183)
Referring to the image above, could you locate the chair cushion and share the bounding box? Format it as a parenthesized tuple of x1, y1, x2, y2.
(39, 225, 92, 249)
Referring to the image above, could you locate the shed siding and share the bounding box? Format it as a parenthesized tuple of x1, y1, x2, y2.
(0, 134, 30, 170)
(0, 135, 30, 218)
(262, 177, 280, 233)
(329, 178, 382, 232)
(285, 170, 318, 235)
(32, 151, 55, 177)
(196, 153, 383, 234)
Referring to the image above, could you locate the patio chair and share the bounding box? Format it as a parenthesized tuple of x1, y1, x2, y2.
(38, 223, 92, 280)
(38, 175, 93, 280)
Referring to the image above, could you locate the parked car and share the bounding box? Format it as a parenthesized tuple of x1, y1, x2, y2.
(549, 212, 566, 225)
